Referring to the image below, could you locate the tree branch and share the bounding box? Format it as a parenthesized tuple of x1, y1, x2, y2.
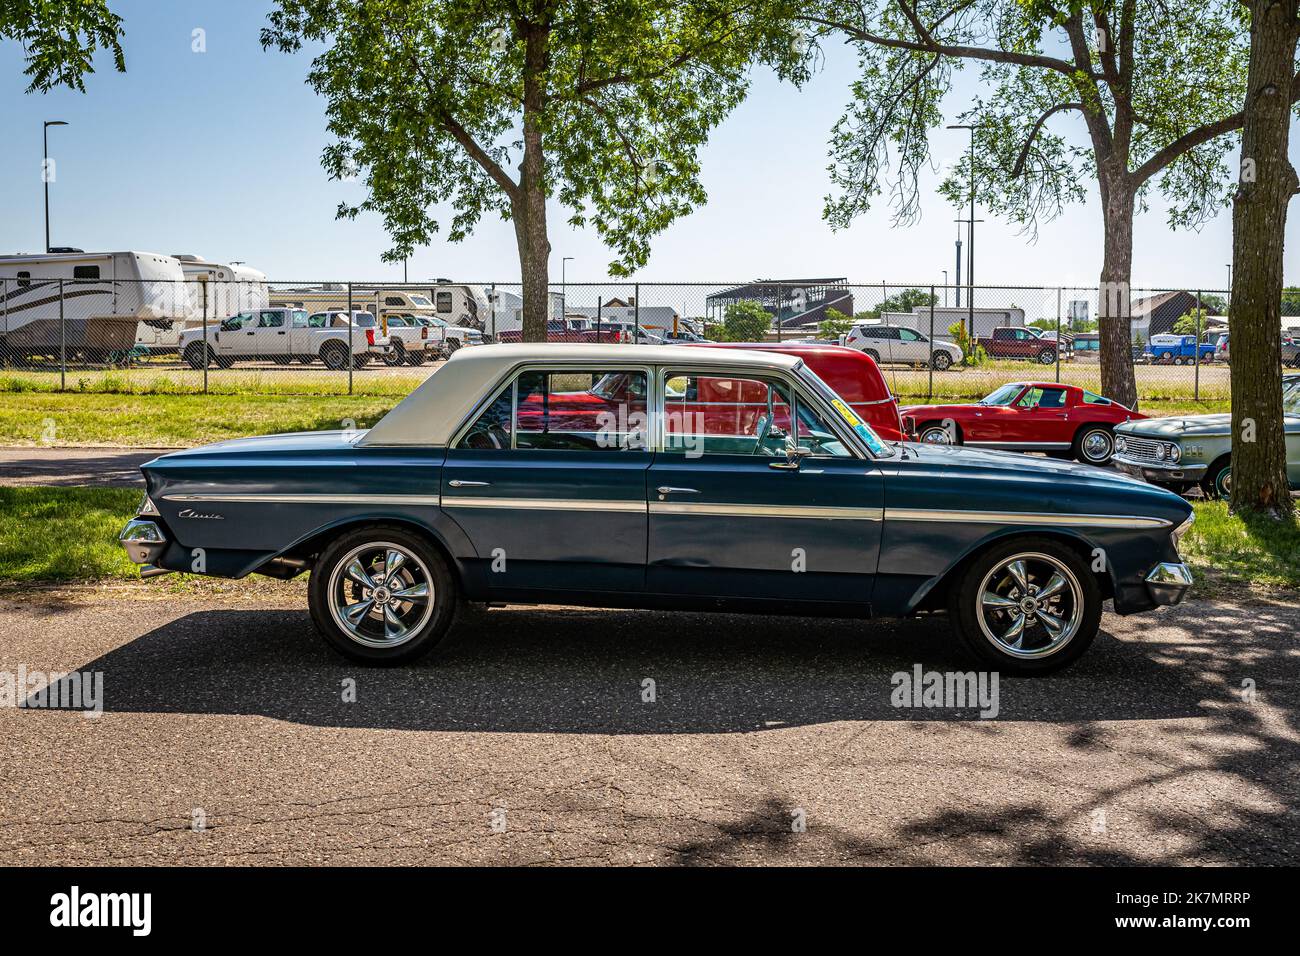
(1011, 102, 1084, 177)
(1132, 70, 1300, 184)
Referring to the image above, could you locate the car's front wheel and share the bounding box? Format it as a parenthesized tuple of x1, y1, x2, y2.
(1200, 458, 1231, 500)
(949, 537, 1101, 675)
(930, 350, 953, 371)
(309, 527, 458, 664)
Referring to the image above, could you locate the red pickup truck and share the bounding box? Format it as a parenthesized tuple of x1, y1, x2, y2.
(977, 327, 1059, 365)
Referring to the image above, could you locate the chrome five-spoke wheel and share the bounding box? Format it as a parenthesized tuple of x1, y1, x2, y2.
(327, 542, 434, 647)
(310, 526, 457, 664)
(950, 536, 1101, 673)
(976, 552, 1083, 660)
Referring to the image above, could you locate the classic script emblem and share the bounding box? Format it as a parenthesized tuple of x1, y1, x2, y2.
(177, 508, 224, 520)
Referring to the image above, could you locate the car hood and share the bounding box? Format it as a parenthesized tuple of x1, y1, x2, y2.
(896, 441, 1144, 486)
(1116, 414, 1232, 438)
(144, 430, 367, 467)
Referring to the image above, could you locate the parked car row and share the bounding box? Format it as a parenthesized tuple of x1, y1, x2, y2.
(179, 307, 483, 370)
(120, 342, 1193, 676)
(1211, 331, 1300, 367)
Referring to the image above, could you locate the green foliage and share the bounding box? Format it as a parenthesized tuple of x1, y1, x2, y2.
(861, 288, 938, 320)
(0, 488, 141, 582)
(947, 320, 987, 366)
(810, 2, 1248, 235)
(1, 0, 124, 92)
(819, 307, 856, 339)
(1172, 309, 1211, 335)
(263, 0, 812, 275)
(721, 300, 773, 342)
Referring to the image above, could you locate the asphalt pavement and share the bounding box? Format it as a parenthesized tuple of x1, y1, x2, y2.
(0, 448, 169, 487)
(1, 586, 1295, 865)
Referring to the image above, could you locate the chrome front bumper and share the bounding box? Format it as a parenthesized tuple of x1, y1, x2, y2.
(1146, 562, 1193, 606)
(1113, 454, 1208, 484)
(119, 519, 167, 567)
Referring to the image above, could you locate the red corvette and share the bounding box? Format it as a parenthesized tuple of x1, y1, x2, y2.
(900, 382, 1145, 465)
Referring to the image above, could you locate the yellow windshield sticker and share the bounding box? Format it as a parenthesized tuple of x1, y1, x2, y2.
(831, 398, 864, 429)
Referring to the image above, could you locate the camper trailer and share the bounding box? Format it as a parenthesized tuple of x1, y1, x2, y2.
(130, 256, 268, 353)
(0, 250, 188, 362)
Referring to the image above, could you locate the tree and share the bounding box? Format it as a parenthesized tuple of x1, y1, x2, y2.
(1172, 309, 1210, 336)
(862, 287, 937, 319)
(264, 0, 808, 341)
(1228, 0, 1297, 519)
(798, 1, 1279, 409)
(819, 306, 856, 338)
(721, 300, 773, 341)
(2, 0, 124, 92)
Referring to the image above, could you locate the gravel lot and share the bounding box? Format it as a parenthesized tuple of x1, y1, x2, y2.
(1, 586, 1295, 866)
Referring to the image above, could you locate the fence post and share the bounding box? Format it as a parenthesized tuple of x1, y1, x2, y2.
(2, 279, 7, 367)
(490, 282, 496, 339)
(597, 294, 603, 340)
(202, 279, 209, 394)
(1055, 287, 1062, 384)
(927, 285, 935, 401)
(347, 282, 354, 396)
(775, 282, 783, 343)
(634, 283, 640, 343)
(1194, 289, 1202, 402)
(59, 278, 66, 390)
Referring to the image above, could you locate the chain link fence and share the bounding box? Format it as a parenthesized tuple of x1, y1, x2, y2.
(3, 277, 1292, 406)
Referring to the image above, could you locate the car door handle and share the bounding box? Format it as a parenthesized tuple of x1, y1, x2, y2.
(656, 486, 699, 498)
(448, 479, 490, 488)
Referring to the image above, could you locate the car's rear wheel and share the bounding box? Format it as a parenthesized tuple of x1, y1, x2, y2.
(930, 350, 952, 371)
(949, 537, 1101, 675)
(383, 341, 406, 366)
(1072, 424, 1114, 465)
(406, 349, 427, 366)
(861, 348, 880, 363)
(1200, 458, 1232, 500)
(309, 526, 458, 664)
(1037, 348, 1057, 365)
(320, 342, 349, 370)
(444, 338, 461, 355)
(352, 353, 370, 370)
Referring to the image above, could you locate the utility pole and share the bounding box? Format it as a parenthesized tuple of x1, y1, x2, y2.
(949, 122, 978, 338)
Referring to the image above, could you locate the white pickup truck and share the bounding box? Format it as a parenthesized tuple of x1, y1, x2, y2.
(179, 308, 390, 370)
(381, 314, 440, 366)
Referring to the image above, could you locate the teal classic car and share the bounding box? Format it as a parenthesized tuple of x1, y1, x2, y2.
(1113, 374, 1300, 498)
(119, 344, 1194, 675)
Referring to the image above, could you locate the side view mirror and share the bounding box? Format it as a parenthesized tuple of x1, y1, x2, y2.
(770, 444, 813, 471)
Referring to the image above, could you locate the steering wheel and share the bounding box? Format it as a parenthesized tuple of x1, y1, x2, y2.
(466, 421, 510, 450)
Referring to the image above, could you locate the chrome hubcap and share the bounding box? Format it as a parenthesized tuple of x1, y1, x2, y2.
(327, 542, 434, 648)
(976, 552, 1084, 660)
(1082, 430, 1112, 461)
(920, 427, 952, 445)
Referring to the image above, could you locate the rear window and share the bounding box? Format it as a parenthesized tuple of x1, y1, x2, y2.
(73, 265, 100, 280)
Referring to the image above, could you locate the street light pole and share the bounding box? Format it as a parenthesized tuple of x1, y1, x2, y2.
(43, 120, 68, 253)
(942, 270, 949, 307)
(948, 122, 977, 339)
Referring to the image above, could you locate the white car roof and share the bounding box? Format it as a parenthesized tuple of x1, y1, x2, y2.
(360, 343, 803, 447)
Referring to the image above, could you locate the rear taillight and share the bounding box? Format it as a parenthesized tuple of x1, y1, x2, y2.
(366, 329, 375, 346)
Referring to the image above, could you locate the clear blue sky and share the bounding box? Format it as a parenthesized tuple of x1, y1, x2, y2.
(1, 0, 1296, 291)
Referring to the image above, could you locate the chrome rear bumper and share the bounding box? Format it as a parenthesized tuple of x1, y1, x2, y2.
(119, 519, 167, 567)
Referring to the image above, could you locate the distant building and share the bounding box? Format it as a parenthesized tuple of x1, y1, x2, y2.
(1128, 291, 1222, 340)
(706, 279, 854, 330)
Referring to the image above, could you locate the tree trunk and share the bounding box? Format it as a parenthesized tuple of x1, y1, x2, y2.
(1097, 179, 1139, 410)
(1229, 0, 1298, 517)
(516, 23, 551, 343)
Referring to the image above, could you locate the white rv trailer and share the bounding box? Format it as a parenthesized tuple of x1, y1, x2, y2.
(132, 255, 269, 352)
(0, 251, 188, 361)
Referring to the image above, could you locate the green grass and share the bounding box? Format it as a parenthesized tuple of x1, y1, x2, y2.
(0, 392, 398, 446)
(1182, 501, 1300, 594)
(0, 487, 143, 581)
(3, 488, 1297, 595)
(0, 368, 426, 397)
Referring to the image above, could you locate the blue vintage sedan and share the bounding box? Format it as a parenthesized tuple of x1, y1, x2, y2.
(120, 344, 1194, 674)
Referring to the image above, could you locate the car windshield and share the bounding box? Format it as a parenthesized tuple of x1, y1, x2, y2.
(1284, 377, 1300, 414)
(980, 383, 1025, 406)
(796, 364, 894, 457)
